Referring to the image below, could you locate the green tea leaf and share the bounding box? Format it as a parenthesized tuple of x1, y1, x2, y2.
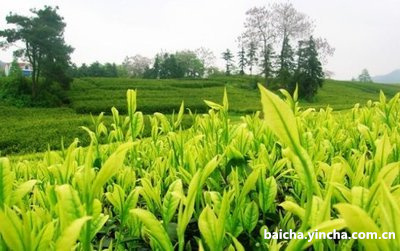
(11, 179, 37, 205)
(56, 216, 92, 251)
(0, 207, 24, 250)
(0, 158, 13, 209)
(92, 142, 133, 194)
(280, 201, 305, 218)
(259, 84, 300, 149)
(198, 205, 218, 249)
(259, 176, 277, 213)
(335, 203, 389, 251)
(131, 208, 173, 251)
(162, 179, 183, 225)
(243, 201, 259, 233)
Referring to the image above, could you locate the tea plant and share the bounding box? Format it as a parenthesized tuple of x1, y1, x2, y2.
(0, 85, 399, 250)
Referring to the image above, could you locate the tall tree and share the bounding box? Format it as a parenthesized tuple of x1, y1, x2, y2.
(242, 7, 275, 79)
(277, 36, 295, 88)
(358, 69, 373, 83)
(8, 60, 23, 78)
(104, 63, 118, 77)
(222, 49, 234, 76)
(122, 54, 151, 78)
(246, 41, 258, 75)
(175, 50, 204, 78)
(0, 6, 73, 97)
(195, 47, 216, 69)
(294, 36, 324, 99)
(272, 2, 314, 44)
(272, 2, 312, 88)
(152, 54, 162, 79)
(237, 46, 247, 75)
(87, 62, 104, 77)
(260, 43, 274, 81)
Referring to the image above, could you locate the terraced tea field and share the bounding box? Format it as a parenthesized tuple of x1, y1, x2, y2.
(1, 86, 399, 250)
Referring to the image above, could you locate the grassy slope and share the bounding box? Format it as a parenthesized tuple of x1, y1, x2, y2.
(68, 77, 261, 114)
(1, 77, 399, 155)
(303, 79, 400, 110)
(69, 78, 400, 114)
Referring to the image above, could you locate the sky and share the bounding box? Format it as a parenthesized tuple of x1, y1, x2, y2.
(0, 0, 399, 80)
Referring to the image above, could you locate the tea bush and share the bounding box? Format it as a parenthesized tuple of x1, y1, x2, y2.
(1, 86, 399, 250)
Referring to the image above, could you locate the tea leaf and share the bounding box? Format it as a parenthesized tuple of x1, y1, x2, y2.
(131, 208, 173, 251)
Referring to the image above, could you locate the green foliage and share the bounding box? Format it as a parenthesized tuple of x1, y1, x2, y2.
(237, 46, 247, 75)
(144, 51, 204, 79)
(8, 60, 23, 78)
(294, 36, 324, 100)
(358, 68, 373, 83)
(1, 87, 400, 250)
(68, 77, 260, 115)
(0, 76, 32, 107)
(246, 42, 258, 75)
(222, 49, 235, 76)
(72, 62, 119, 78)
(0, 6, 74, 97)
(2, 77, 400, 155)
(0, 76, 70, 108)
(277, 36, 295, 88)
(260, 43, 275, 80)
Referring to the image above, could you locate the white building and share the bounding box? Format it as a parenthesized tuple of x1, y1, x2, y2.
(4, 62, 33, 77)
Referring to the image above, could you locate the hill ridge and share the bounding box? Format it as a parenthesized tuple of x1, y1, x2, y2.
(372, 69, 400, 83)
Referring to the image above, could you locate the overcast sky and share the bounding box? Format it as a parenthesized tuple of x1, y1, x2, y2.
(0, 0, 399, 80)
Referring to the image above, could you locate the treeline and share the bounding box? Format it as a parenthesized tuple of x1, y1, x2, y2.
(71, 48, 219, 79)
(70, 62, 119, 78)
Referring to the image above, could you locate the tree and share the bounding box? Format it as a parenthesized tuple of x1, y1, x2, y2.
(272, 2, 314, 44)
(104, 63, 118, 77)
(87, 62, 105, 77)
(0, 6, 73, 97)
(175, 50, 204, 78)
(151, 54, 162, 79)
(122, 54, 151, 78)
(237, 46, 247, 75)
(246, 41, 258, 75)
(222, 49, 234, 76)
(272, 2, 312, 89)
(294, 36, 324, 100)
(8, 60, 23, 78)
(79, 63, 89, 77)
(195, 47, 216, 69)
(358, 69, 373, 83)
(240, 3, 334, 83)
(242, 7, 275, 79)
(314, 37, 335, 66)
(144, 51, 204, 79)
(162, 53, 186, 78)
(260, 43, 274, 81)
(277, 36, 295, 88)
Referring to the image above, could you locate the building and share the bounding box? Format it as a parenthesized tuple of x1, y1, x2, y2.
(4, 62, 33, 77)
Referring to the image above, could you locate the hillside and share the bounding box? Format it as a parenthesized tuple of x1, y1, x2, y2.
(372, 69, 400, 83)
(69, 77, 400, 114)
(303, 79, 400, 110)
(1, 77, 400, 155)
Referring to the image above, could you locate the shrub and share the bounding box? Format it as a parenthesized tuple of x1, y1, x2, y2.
(0, 77, 70, 107)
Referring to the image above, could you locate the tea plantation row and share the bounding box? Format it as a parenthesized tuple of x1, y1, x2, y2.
(1, 76, 399, 155)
